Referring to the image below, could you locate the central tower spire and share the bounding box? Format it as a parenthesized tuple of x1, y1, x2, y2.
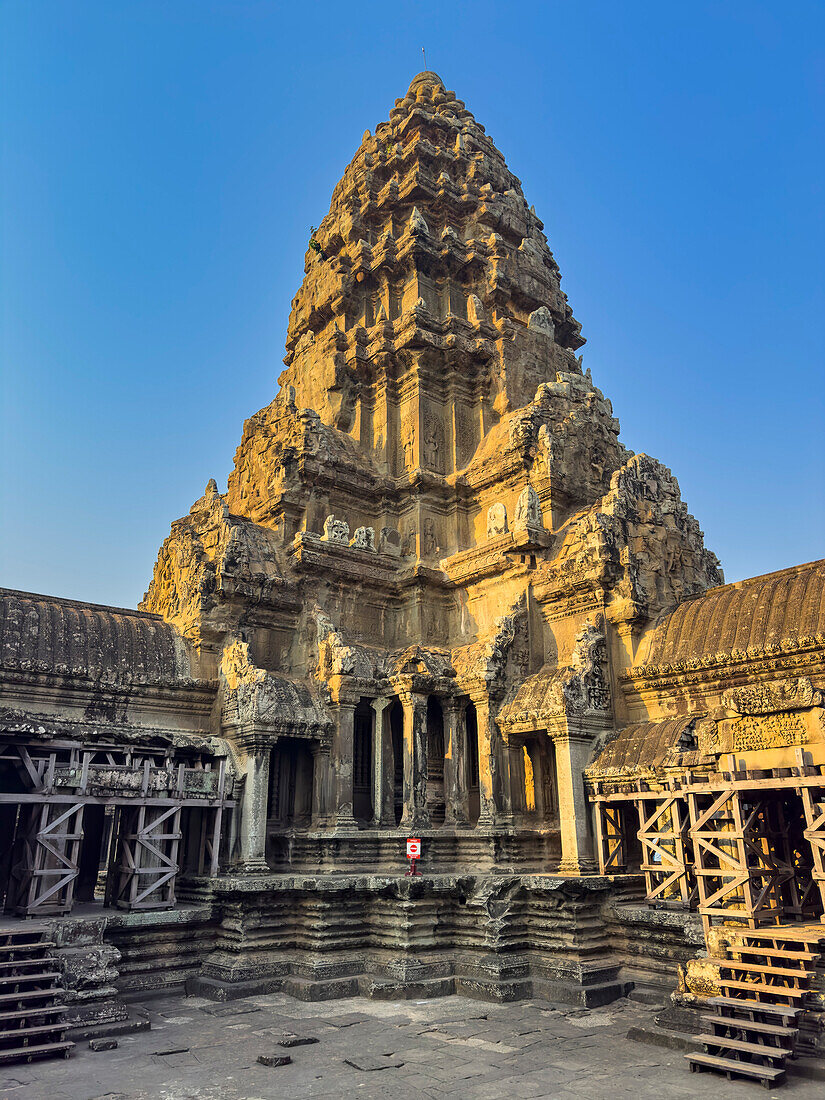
(277, 71, 584, 476)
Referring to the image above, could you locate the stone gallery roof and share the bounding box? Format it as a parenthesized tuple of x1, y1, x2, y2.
(497, 664, 565, 732)
(0, 588, 195, 686)
(585, 716, 698, 781)
(630, 559, 825, 676)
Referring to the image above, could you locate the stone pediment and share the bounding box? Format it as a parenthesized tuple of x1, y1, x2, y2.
(498, 618, 610, 732)
(220, 640, 331, 740)
(585, 716, 699, 781)
(384, 645, 454, 682)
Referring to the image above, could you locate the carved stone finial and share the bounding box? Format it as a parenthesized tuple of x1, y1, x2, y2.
(322, 515, 349, 544)
(410, 206, 429, 235)
(487, 502, 508, 539)
(350, 526, 376, 552)
(408, 71, 445, 94)
(528, 306, 555, 339)
(513, 485, 544, 530)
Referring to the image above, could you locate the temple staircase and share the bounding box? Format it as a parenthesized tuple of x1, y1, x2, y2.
(0, 927, 73, 1065)
(686, 924, 824, 1088)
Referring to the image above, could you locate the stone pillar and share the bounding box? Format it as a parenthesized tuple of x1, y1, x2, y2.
(47, 917, 129, 1038)
(551, 725, 597, 873)
(496, 736, 516, 825)
(442, 699, 469, 827)
(310, 742, 332, 828)
(331, 701, 358, 829)
(508, 738, 527, 820)
(238, 745, 271, 872)
(472, 696, 498, 826)
(530, 742, 547, 821)
(371, 697, 395, 827)
(400, 692, 429, 830)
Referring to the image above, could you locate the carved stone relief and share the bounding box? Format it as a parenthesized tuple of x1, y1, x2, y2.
(487, 503, 508, 539)
(402, 419, 416, 470)
(350, 526, 376, 552)
(423, 413, 443, 472)
(513, 485, 544, 529)
(322, 515, 350, 544)
(422, 518, 439, 558)
(732, 711, 809, 751)
(721, 677, 819, 716)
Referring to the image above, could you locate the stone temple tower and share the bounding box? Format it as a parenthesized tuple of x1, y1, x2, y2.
(7, 71, 824, 1024)
(141, 70, 722, 879)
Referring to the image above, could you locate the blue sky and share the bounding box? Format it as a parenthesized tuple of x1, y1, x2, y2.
(1, 1, 823, 608)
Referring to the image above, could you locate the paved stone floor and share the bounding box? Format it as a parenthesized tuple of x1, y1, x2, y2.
(1, 993, 823, 1099)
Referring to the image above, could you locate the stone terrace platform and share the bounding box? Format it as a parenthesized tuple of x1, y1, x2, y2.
(4, 991, 824, 1100)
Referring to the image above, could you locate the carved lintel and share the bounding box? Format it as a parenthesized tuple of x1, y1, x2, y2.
(721, 677, 819, 716)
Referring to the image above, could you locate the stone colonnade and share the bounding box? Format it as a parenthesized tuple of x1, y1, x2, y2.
(235, 700, 597, 873)
(337, 692, 477, 832)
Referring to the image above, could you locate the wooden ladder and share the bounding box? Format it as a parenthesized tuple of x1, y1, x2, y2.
(686, 925, 823, 1088)
(0, 927, 73, 1065)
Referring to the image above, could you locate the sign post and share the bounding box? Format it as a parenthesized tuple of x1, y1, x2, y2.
(405, 837, 422, 877)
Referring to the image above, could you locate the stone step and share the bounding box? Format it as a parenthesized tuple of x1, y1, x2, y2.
(686, 1051, 784, 1086)
(362, 974, 455, 1001)
(0, 1039, 73, 1065)
(701, 1013, 796, 1039)
(627, 985, 666, 1006)
(695, 1033, 791, 1059)
(281, 974, 360, 1002)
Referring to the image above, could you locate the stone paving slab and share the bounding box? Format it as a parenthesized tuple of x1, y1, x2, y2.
(0, 992, 822, 1099)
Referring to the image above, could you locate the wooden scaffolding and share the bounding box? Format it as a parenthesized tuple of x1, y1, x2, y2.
(637, 794, 696, 908)
(593, 773, 825, 932)
(0, 739, 234, 917)
(801, 782, 825, 917)
(593, 788, 697, 909)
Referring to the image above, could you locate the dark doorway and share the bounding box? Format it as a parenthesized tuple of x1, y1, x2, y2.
(465, 702, 480, 826)
(76, 803, 106, 903)
(621, 803, 643, 872)
(390, 698, 404, 825)
(426, 697, 446, 826)
(269, 738, 314, 827)
(353, 700, 374, 825)
(774, 792, 823, 922)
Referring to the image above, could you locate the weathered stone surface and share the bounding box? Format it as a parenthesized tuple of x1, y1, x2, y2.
(1, 68, 823, 1043)
(257, 1053, 292, 1067)
(278, 1032, 319, 1047)
(89, 1037, 118, 1051)
(344, 1055, 405, 1070)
